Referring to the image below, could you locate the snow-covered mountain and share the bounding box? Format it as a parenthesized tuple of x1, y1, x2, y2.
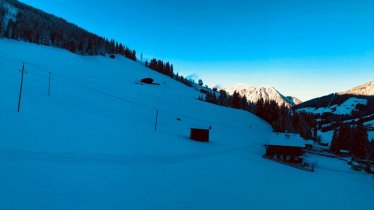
(297, 97, 368, 115)
(285, 96, 303, 106)
(225, 84, 302, 107)
(295, 81, 374, 116)
(338, 81, 374, 96)
(1, 39, 374, 210)
(295, 81, 374, 145)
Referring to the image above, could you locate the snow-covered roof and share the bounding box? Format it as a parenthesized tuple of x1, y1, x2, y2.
(339, 149, 349, 154)
(305, 140, 314, 145)
(267, 133, 306, 148)
(351, 161, 360, 166)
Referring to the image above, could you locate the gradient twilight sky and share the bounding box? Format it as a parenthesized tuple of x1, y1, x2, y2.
(20, 0, 374, 101)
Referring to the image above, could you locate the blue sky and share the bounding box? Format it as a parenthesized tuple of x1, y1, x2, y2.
(21, 0, 374, 101)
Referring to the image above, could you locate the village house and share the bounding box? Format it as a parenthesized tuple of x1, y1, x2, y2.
(264, 134, 306, 164)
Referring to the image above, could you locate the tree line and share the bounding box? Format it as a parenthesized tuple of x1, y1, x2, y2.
(145, 59, 174, 77)
(330, 122, 370, 160)
(202, 90, 316, 140)
(0, 0, 136, 60)
(0, 1, 188, 90)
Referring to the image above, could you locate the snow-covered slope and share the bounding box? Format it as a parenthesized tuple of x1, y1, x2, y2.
(225, 84, 301, 107)
(339, 81, 374, 96)
(297, 97, 367, 115)
(285, 96, 302, 106)
(1, 39, 374, 210)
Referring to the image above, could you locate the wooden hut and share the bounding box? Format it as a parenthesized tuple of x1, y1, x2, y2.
(190, 128, 209, 142)
(351, 161, 362, 171)
(264, 136, 305, 164)
(140, 77, 154, 84)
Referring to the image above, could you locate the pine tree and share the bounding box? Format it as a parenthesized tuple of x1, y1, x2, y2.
(241, 95, 248, 110)
(218, 90, 228, 106)
(232, 91, 241, 109)
(255, 98, 265, 118)
(198, 79, 204, 86)
(351, 123, 368, 159)
(330, 129, 339, 152)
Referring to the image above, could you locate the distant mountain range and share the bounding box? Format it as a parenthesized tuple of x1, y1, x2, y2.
(294, 81, 374, 120)
(224, 84, 302, 107)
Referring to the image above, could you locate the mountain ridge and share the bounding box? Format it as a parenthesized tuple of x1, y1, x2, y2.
(338, 81, 374, 96)
(224, 83, 302, 107)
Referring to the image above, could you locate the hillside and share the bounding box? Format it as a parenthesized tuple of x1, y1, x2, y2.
(225, 84, 302, 107)
(295, 81, 374, 114)
(294, 82, 374, 145)
(0, 0, 136, 58)
(1, 39, 374, 210)
(285, 96, 303, 106)
(294, 93, 374, 117)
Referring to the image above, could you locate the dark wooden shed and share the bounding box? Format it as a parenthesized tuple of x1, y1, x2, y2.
(190, 128, 209, 142)
(140, 77, 154, 84)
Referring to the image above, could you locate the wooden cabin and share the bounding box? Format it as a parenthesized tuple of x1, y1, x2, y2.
(351, 161, 362, 171)
(264, 136, 305, 164)
(190, 128, 209, 142)
(140, 77, 154, 84)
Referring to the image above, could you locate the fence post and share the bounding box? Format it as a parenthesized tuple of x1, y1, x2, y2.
(154, 109, 159, 131)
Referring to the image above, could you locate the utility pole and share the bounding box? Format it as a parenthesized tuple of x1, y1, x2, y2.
(154, 109, 159, 131)
(48, 72, 51, 96)
(17, 63, 25, 112)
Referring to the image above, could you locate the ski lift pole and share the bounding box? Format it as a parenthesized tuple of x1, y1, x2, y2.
(17, 63, 26, 112)
(154, 109, 159, 131)
(48, 72, 51, 96)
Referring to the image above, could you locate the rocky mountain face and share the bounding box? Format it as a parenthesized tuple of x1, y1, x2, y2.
(225, 84, 302, 107)
(338, 81, 374, 96)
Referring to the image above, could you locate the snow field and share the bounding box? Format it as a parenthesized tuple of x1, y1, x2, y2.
(1, 39, 374, 210)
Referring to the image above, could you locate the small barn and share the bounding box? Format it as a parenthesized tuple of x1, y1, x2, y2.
(190, 128, 210, 142)
(140, 77, 154, 84)
(351, 161, 362, 171)
(264, 135, 306, 164)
